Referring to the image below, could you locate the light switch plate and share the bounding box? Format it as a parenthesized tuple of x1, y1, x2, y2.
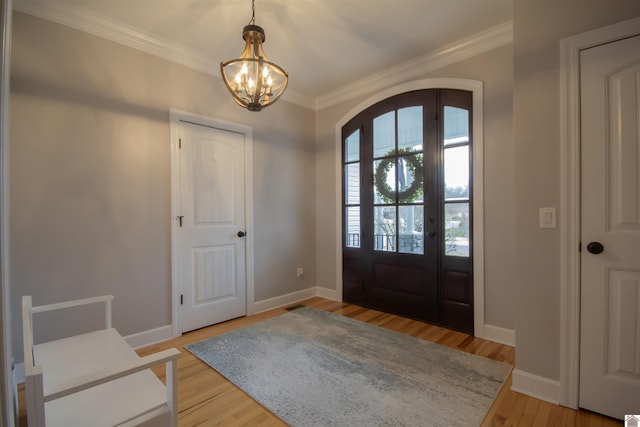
(539, 207, 556, 229)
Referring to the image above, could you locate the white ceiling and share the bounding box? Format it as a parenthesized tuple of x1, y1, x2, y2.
(14, 0, 513, 109)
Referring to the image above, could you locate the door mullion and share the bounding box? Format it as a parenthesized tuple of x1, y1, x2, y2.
(361, 122, 374, 254)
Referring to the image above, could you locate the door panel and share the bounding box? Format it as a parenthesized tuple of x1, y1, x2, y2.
(608, 64, 640, 230)
(342, 89, 473, 333)
(579, 34, 640, 419)
(178, 123, 246, 333)
(193, 246, 236, 303)
(194, 139, 235, 224)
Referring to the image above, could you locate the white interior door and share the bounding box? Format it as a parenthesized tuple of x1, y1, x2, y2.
(177, 122, 246, 333)
(579, 34, 640, 419)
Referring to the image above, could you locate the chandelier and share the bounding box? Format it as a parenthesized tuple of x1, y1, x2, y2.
(220, 0, 288, 112)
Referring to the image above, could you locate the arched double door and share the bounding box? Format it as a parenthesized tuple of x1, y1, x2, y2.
(342, 89, 473, 333)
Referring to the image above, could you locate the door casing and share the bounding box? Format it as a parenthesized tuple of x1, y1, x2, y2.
(559, 16, 640, 409)
(334, 78, 485, 338)
(169, 109, 255, 337)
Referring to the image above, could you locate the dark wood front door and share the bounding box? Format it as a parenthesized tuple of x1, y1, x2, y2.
(342, 89, 474, 333)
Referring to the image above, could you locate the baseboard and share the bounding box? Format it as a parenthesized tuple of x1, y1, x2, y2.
(252, 286, 340, 314)
(483, 324, 516, 347)
(511, 369, 560, 405)
(316, 286, 339, 301)
(124, 324, 174, 350)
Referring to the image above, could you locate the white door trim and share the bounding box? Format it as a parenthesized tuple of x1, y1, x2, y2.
(559, 16, 640, 409)
(169, 109, 254, 337)
(334, 78, 485, 338)
(1, 1, 14, 425)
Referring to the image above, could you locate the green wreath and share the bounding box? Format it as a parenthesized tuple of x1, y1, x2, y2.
(375, 149, 424, 203)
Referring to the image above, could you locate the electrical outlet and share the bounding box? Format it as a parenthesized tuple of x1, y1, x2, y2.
(297, 267, 304, 278)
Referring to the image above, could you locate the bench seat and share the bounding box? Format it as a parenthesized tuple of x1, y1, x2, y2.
(35, 328, 169, 426)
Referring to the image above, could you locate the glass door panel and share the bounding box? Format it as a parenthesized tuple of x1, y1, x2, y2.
(443, 105, 471, 258)
(397, 154, 424, 203)
(345, 207, 361, 248)
(444, 106, 469, 145)
(345, 163, 360, 204)
(444, 146, 469, 200)
(345, 129, 360, 161)
(399, 205, 424, 254)
(373, 112, 396, 158)
(374, 206, 396, 251)
(373, 159, 396, 205)
(398, 106, 423, 152)
(344, 129, 361, 248)
(444, 202, 469, 257)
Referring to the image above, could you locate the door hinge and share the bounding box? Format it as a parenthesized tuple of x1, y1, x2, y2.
(179, 138, 182, 149)
(180, 294, 183, 305)
(178, 215, 184, 227)
(578, 241, 581, 252)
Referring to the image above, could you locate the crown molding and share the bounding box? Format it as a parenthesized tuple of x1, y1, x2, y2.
(14, 0, 216, 75)
(314, 20, 513, 111)
(13, 0, 313, 109)
(14, 0, 509, 112)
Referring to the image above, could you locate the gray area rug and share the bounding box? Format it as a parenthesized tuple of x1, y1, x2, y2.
(186, 307, 511, 426)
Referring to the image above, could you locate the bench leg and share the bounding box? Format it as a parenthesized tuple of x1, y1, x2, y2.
(166, 359, 178, 427)
(25, 372, 45, 427)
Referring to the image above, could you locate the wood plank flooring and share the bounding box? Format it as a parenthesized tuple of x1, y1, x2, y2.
(18, 297, 622, 426)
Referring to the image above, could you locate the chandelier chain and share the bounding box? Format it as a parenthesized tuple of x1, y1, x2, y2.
(249, 0, 256, 25)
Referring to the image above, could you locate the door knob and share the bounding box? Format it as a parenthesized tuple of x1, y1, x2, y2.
(586, 241, 604, 254)
(427, 230, 436, 238)
(237, 231, 246, 238)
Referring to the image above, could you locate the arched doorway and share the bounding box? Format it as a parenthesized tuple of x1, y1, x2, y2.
(341, 88, 474, 333)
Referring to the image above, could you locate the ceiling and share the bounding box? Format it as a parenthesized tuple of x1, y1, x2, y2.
(14, 0, 513, 109)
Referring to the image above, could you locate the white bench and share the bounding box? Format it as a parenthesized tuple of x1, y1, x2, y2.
(22, 295, 181, 427)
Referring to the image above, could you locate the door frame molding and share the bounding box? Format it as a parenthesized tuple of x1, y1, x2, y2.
(559, 16, 640, 409)
(1, 0, 14, 425)
(169, 109, 254, 337)
(334, 78, 485, 338)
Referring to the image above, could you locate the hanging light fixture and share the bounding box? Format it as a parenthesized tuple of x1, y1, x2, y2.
(220, 0, 288, 112)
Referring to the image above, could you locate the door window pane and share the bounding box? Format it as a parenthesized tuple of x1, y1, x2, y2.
(444, 146, 469, 200)
(373, 112, 396, 158)
(444, 106, 469, 146)
(445, 203, 469, 257)
(345, 207, 361, 248)
(374, 206, 396, 251)
(397, 154, 424, 203)
(398, 106, 423, 152)
(345, 129, 360, 162)
(345, 163, 360, 205)
(374, 159, 396, 204)
(399, 205, 424, 254)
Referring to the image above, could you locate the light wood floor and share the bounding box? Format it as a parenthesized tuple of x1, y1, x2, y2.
(18, 297, 622, 426)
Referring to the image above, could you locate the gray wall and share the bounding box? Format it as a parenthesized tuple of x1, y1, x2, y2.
(315, 44, 515, 330)
(513, 1, 640, 380)
(10, 12, 316, 361)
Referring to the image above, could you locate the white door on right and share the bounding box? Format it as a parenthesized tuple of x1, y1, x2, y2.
(580, 34, 640, 419)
